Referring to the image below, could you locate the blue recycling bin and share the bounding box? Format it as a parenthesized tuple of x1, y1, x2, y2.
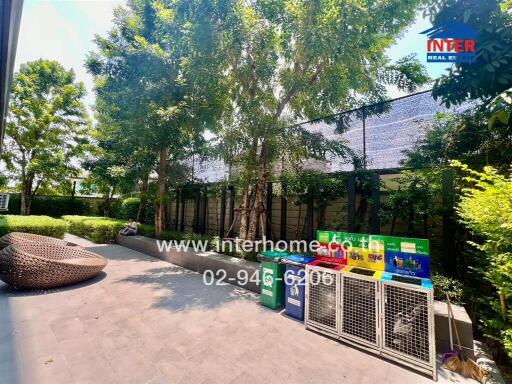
(282, 254, 316, 321)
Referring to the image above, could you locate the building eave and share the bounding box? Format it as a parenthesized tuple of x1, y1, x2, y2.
(0, 0, 23, 153)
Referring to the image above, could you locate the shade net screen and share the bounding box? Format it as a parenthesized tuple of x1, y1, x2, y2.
(191, 90, 469, 181)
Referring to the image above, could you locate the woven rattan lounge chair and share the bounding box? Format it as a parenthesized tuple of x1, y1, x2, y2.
(0, 232, 78, 250)
(0, 243, 107, 289)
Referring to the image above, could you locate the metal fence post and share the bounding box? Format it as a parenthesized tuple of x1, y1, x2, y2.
(347, 173, 356, 232)
(193, 188, 201, 233)
(179, 189, 185, 232)
(362, 107, 367, 169)
(228, 186, 235, 238)
(174, 189, 180, 230)
(280, 182, 287, 241)
(370, 173, 380, 235)
(219, 187, 227, 238)
(306, 189, 314, 241)
(201, 185, 207, 234)
(442, 169, 456, 276)
(266, 182, 273, 240)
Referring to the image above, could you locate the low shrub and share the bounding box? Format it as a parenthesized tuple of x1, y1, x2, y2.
(62, 215, 125, 243)
(160, 230, 213, 242)
(119, 197, 140, 220)
(138, 224, 155, 237)
(0, 215, 68, 238)
(158, 230, 216, 250)
(222, 249, 258, 262)
(431, 273, 465, 305)
(111, 197, 154, 224)
(454, 162, 512, 361)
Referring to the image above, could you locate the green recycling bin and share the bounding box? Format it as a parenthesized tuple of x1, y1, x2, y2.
(257, 251, 288, 309)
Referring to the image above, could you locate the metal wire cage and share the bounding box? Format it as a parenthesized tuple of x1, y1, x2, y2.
(339, 269, 380, 350)
(305, 265, 340, 337)
(381, 279, 436, 379)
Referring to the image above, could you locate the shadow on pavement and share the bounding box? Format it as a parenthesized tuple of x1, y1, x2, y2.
(0, 272, 107, 297)
(118, 264, 258, 312)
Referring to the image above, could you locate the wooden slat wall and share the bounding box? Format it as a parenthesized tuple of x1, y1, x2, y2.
(165, 186, 444, 264)
(168, 193, 438, 238)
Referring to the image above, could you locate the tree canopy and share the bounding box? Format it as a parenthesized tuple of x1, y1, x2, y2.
(86, 0, 228, 234)
(1, 59, 90, 215)
(87, 0, 430, 240)
(213, 0, 429, 239)
(425, 0, 512, 106)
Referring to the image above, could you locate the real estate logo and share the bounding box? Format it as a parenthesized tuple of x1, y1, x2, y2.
(420, 22, 477, 63)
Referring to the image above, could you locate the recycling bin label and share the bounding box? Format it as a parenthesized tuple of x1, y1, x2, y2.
(316, 230, 431, 278)
(284, 264, 307, 320)
(262, 267, 274, 296)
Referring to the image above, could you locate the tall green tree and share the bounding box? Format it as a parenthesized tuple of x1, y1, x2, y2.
(403, 1, 512, 171)
(87, 0, 227, 235)
(1, 59, 90, 215)
(402, 109, 512, 171)
(216, 0, 429, 240)
(424, 0, 512, 106)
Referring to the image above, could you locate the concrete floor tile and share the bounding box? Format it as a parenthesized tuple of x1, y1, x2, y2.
(17, 333, 59, 364)
(49, 317, 86, 342)
(57, 337, 103, 366)
(107, 347, 160, 384)
(0, 237, 476, 384)
(18, 352, 73, 384)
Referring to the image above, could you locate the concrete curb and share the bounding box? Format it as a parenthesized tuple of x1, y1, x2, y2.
(434, 300, 475, 359)
(474, 340, 506, 384)
(116, 234, 260, 293)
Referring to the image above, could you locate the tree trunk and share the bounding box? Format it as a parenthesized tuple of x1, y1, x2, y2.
(422, 216, 428, 237)
(239, 188, 250, 239)
(499, 291, 507, 321)
(247, 142, 267, 241)
(355, 194, 368, 232)
(103, 188, 115, 217)
(136, 174, 149, 223)
(20, 177, 33, 215)
(103, 194, 110, 217)
(155, 148, 167, 238)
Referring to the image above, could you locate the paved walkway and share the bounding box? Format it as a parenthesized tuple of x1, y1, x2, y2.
(0, 235, 475, 384)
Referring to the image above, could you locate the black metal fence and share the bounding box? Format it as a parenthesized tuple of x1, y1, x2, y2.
(191, 90, 469, 181)
(169, 90, 461, 274)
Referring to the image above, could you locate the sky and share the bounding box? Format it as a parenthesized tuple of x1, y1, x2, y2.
(14, 0, 126, 112)
(386, 12, 451, 97)
(14, 0, 451, 112)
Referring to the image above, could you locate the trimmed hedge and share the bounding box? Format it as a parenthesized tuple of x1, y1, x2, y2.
(61, 215, 213, 245)
(62, 215, 125, 244)
(0, 215, 68, 238)
(7, 194, 107, 217)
